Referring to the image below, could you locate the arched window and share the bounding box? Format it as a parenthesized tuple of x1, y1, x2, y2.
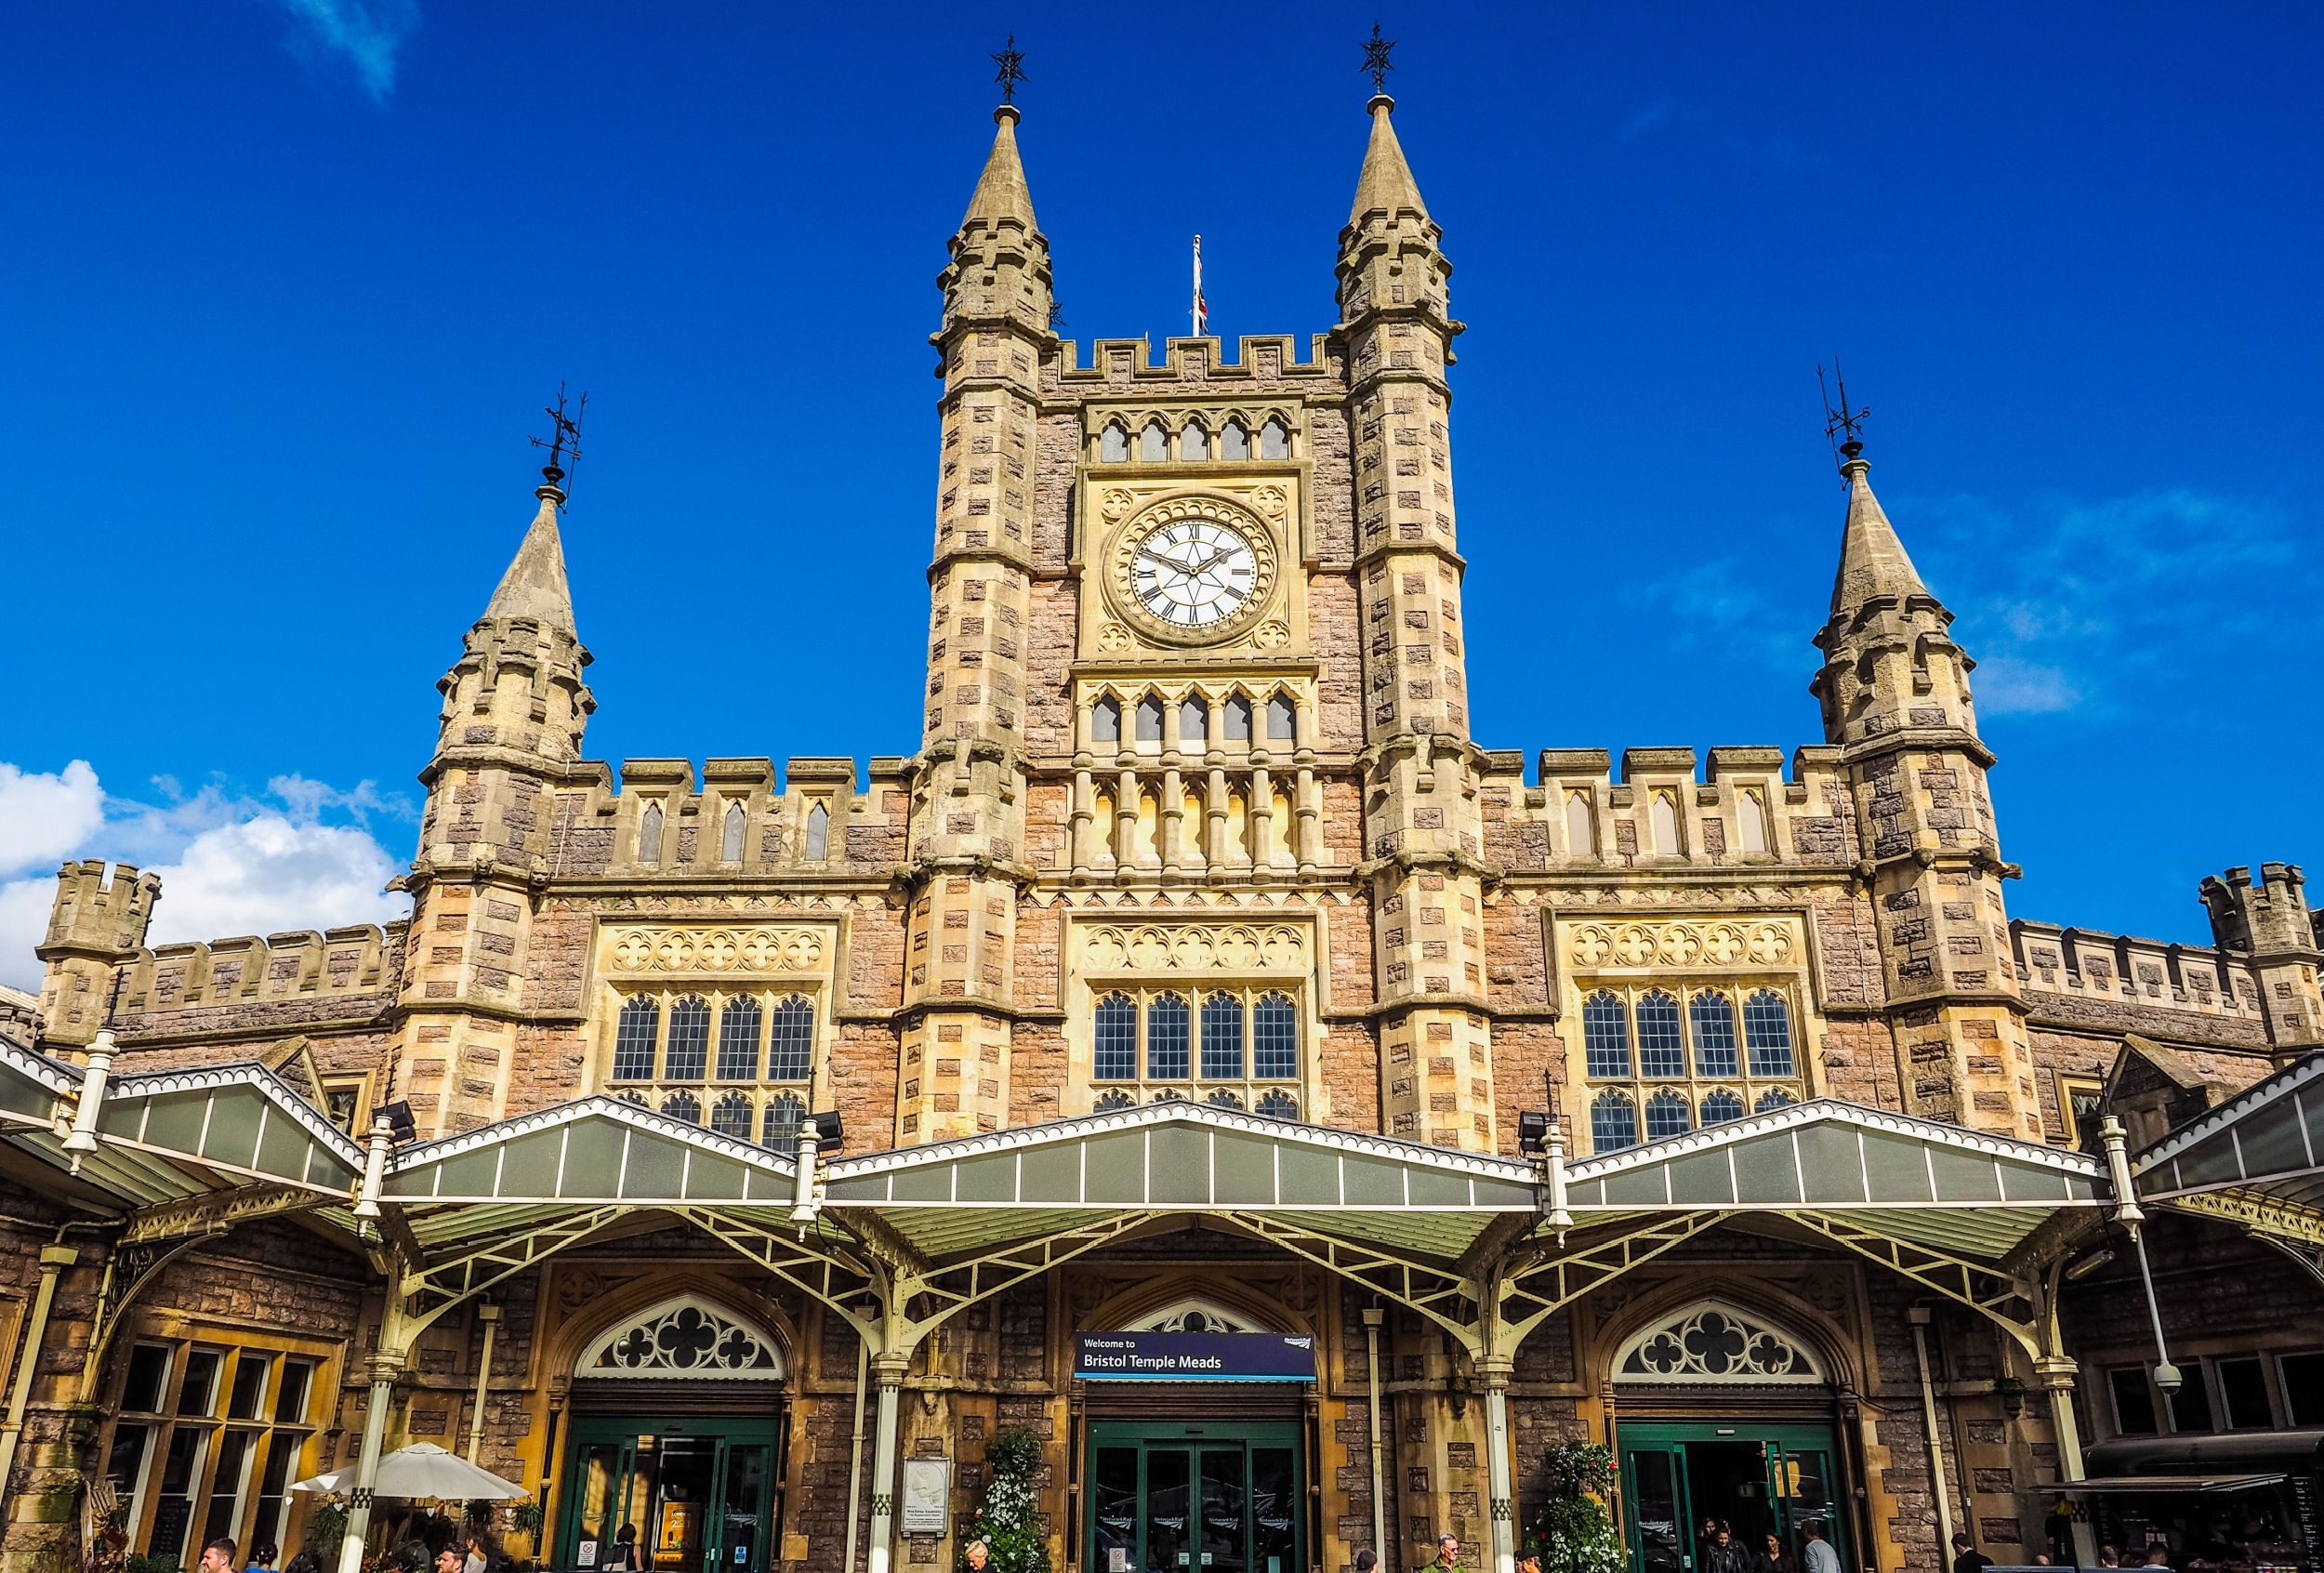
(1100, 423, 1129, 463)
(1252, 993, 1298, 1078)
(1591, 1091, 1639, 1154)
(1583, 992, 1631, 1077)
(1636, 991, 1684, 1077)
(1136, 695, 1165, 741)
(661, 1091, 701, 1124)
(1146, 993, 1191, 1079)
(1754, 1088, 1796, 1114)
(1093, 993, 1137, 1080)
(1181, 423, 1208, 461)
(638, 801, 665, 864)
(1091, 695, 1121, 744)
(618, 1091, 648, 1107)
(717, 997, 762, 1080)
(1206, 1089, 1243, 1109)
(1223, 695, 1253, 741)
(1690, 992, 1739, 1077)
(1220, 420, 1249, 460)
(1644, 1090, 1692, 1140)
(1255, 1090, 1299, 1119)
(762, 1093, 805, 1155)
(1266, 694, 1296, 742)
(1092, 1090, 1136, 1112)
(1744, 991, 1795, 1077)
(767, 997, 814, 1081)
(1141, 420, 1170, 460)
(1179, 696, 1208, 744)
(1650, 791, 1682, 854)
(1200, 993, 1244, 1079)
(1259, 417, 1290, 460)
(1565, 792, 1595, 854)
(721, 801, 746, 862)
(803, 801, 829, 861)
(1701, 1090, 1745, 1126)
(709, 1093, 754, 1139)
(1736, 788, 1769, 854)
(665, 997, 711, 1080)
(612, 998, 660, 1081)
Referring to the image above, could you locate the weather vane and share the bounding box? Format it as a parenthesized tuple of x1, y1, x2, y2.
(1361, 21, 1396, 94)
(531, 382, 588, 496)
(992, 33, 1026, 104)
(1817, 361, 1868, 475)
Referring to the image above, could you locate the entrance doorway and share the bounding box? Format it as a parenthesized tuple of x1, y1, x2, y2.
(560, 1420, 781, 1573)
(1619, 1424, 1848, 1573)
(1086, 1421, 1302, 1573)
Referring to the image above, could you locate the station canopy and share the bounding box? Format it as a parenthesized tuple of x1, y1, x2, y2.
(0, 1031, 2113, 1303)
(2131, 1050, 2324, 1256)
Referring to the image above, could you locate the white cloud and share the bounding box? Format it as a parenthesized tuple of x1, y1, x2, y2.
(0, 760, 105, 878)
(272, 0, 420, 103)
(0, 763, 411, 993)
(1965, 654, 2081, 717)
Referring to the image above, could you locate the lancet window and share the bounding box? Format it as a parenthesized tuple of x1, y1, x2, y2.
(1088, 985, 1302, 1116)
(607, 989, 822, 1151)
(1578, 984, 1807, 1153)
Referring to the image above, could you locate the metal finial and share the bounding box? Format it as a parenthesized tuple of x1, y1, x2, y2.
(992, 33, 1027, 104)
(1361, 21, 1397, 94)
(1817, 361, 1869, 477)
(530, 382, 588, 497)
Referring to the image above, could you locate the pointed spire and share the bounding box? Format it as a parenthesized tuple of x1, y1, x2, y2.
(1828, 445, 1934, 618)
(1349, 94, 1429, 226)
(962, 103, 1037, 231)
(482, 479, 578, 631)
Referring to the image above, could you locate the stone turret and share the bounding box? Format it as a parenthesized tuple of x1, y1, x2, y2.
(1811, 442, 2040, 1137)
(898, 103, 1054, 1143)
(1334, 94, 1497, 1153)
(388, 468, 595, 1137)
(35, 861, 161, 1050)
(2200, 864, 2324, 1058)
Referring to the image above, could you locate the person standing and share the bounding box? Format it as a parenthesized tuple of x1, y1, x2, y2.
(1802, 1522, 1841, 1573)
(1952, 1531, 1995, 1573)
(1427, 1532, 1469, 1571)
(199, 1540, 238, 1573)
(1756, 1530, 1799, 1573)
(1705, 1524, 1754, 1573)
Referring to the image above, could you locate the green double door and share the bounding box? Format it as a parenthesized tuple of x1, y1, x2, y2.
(1620, 1424, 1848, 1573)
(561, 1419, 780, 1573)
(1086, 1421, 1302, 1573)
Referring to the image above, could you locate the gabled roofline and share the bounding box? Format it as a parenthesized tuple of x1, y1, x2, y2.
(821, 1098, 1536, 1186)
(0, 1035, 83, 1096)
(2132, 1051, 2324, 1176)
(390, 1093, 799, 1182)
(1570, 1097, 2105, 1186)
(107, 1060, 367, 1169)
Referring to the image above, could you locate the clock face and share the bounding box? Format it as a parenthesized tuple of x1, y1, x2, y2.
(1129, 519, 1260, 630)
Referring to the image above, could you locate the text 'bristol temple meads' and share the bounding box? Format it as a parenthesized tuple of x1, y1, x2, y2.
(6, 69, 2324, 1573)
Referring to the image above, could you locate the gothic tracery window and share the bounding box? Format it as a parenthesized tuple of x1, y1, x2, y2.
(660, 1091, 701, 1124)
(1636, 991, 1684, 1077)
(1142, 420, 1169, 460)
(1094, 992, 1138, 1080)
(1091, 695, 1121, 744)
(1644, 1089, 1692, 1141)
(1179, 696, 1208, 743)
(1089, 986, 1301, 1109)
(767, 996, 814, 1081)
(1266, 694, 1296, 741)
(1701, 1089, 1745, 1126)
(1100, 423, 1129, 463)
(584, 1299, 783, 1379)
(1615, 1304, 1822, 1383)
(762, 1092, 805, 1155)
(717, 997, 762, 1080)
(613, 998, 660, 1082)
(1259, 417, 1289, 459)
(1201, 992, 1244, 1078)
(1577, 984, 1808, 1153)
(1691, 991, 1739, 1077)
(1220, 420, 1249, 459)
(1591, 1091, 1639, 1153)
(1223, 695, 1253, 741)
(1146, 992, 1191, 1079)
(665, 996, 711, 1080)
(1181, 423, 1208, 460)
(710, 1092, 753, 1138)
(1584, 991, 1631, 1077)
(1744, 991, 1795, 1077)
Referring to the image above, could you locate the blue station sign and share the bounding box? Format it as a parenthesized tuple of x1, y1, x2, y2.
(1073, 1331, 1317, 1382)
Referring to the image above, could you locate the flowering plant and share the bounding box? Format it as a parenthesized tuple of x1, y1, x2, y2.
(961, 1426, 1050, 1573)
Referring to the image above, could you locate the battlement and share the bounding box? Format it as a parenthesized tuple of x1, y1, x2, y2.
(38, 859, 162, 959)
(535, 755, 918, 879)
(2009, 916, 2273, 1050)
(117, 923, 403, 1017)
(2199, 863, 2317, 954)
(1051, 335, 1338, 390)
(1470, 742, 1864, 873)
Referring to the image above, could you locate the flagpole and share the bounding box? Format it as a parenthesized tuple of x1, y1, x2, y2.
(1192, 234, 1204, 338)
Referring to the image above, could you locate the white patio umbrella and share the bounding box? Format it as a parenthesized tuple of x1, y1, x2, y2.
(291, 1443, 529, 1501)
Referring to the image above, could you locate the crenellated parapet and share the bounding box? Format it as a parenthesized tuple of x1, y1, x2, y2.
(35, 859, 164, 1046)
(103, 924, 405, 1045)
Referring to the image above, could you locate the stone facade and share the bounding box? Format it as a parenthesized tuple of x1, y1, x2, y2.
(4, 86, 2320, 1573)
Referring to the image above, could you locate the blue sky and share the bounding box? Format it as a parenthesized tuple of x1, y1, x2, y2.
(3, 1, 2319, 985)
